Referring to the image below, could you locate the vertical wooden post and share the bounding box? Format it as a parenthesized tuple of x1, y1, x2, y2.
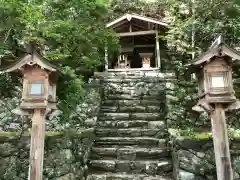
(129, 22, 132, 32)
(191, 0, 196, 60)
(155, 31, 161, 69)
(28, 109, 46, 180)
(105, 46, 108, 71)
(155, 48, 157, 68)
(211, 104, 233, 180)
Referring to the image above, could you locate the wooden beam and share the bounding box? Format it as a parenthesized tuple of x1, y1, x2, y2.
(105, 46, 108, 71)
(129, 28, 154, 41)
(131, 22, 149, 31)
(117, 30, 156, 37)
(134, 44, 155, 48)
(155, 46, 157, 69)
(106, 14, 128, 28)
(121, 35, 154, 42)
(121, 34, 153, 42)
(131, 14, 168, 27)
(156, 31, 161, 69)
(28, 109, 45, 180)
(111, 20, 128, 29)
(120, 24, 155, 41)
(211, 104, 233, 180)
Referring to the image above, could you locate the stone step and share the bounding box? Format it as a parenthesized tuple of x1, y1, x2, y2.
(100, 105, 161, 113)
(89, 159, 172, 175)
(103, 83, 163, 89)
(103, 85, 164, 91)
(94, 137, 167, 148)
(101, 73, 165, 79)
(104, 89, 164, 96)
(91, 147, 171, 161)
(94, 71, 171, 79)
(87, 173, 173, 180)
(103, 99, 162, 106)
(96, 128, 167, 138)
(103, 94, 163, 101)
(98, 113, 163, 121)
(104, 78, 165, 83)
(103, 88, 164, 97)
(96, 120, 166, 129)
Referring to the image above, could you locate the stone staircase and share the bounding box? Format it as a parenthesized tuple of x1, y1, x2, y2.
(87, 71, 173, 180)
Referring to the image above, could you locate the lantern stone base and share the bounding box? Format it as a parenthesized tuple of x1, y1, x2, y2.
(20, 102, 47, 109)
(205, 94, 236, 104)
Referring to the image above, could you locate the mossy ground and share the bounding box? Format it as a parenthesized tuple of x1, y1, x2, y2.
(169, 128, 240, 140)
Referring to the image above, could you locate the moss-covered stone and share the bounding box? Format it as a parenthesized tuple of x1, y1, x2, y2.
(172, 132, 240, 180)
(0, 128, 94, 180)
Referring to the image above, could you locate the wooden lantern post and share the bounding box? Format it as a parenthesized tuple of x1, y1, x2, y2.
(190, 36, 240, 180)
(4, 46, 57, 180)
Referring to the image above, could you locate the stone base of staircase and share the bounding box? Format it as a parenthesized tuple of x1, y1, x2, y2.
(89, 159, 172, 174)
(88, 71, 172, 180)
(87, 173, 173, 180)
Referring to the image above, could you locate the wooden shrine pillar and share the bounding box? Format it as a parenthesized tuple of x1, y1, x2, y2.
(155, 31, 161, 69)
(105, 46, 108, 71)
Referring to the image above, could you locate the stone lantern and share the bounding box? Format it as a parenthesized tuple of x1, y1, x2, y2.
(190, 36, 240, 111)
(189, 36, 240, 180)
(3, 45, 57, 180)
(4, 46, 57, 114)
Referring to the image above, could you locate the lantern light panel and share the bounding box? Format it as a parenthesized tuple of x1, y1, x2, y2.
(211, 75, 225, 88)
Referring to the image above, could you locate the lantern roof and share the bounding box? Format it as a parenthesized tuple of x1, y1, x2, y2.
(193, 35, 240, 66)
(3, 50, 57, 73)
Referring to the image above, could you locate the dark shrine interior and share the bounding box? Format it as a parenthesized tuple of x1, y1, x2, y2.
(110, 35, 156, 69)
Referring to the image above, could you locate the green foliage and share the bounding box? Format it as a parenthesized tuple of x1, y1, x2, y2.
(108, 0, 166, 21)
(163, 0, 240, 131)
(0, 73, 19, 97)
(0, 0, 118, 126)
(163, 0, 240, 76)
(0, 0, 119, 86)
(1, 0, 240, 131)
(170, 128, 240, 141)
(166, 80, 210, 129)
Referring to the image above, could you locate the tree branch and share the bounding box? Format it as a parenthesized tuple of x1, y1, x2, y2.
(4, 29, 12, 43)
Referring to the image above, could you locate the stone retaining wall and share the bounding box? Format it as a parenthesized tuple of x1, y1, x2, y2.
(0, 128, 94, 180)
(0, 78, 103, 132)
(173, 136, 240, 180)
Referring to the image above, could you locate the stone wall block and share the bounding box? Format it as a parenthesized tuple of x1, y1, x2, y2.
(173, 137, 240, 180)
(117, 149, 137, 160)
(0, 129, 94, 180)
